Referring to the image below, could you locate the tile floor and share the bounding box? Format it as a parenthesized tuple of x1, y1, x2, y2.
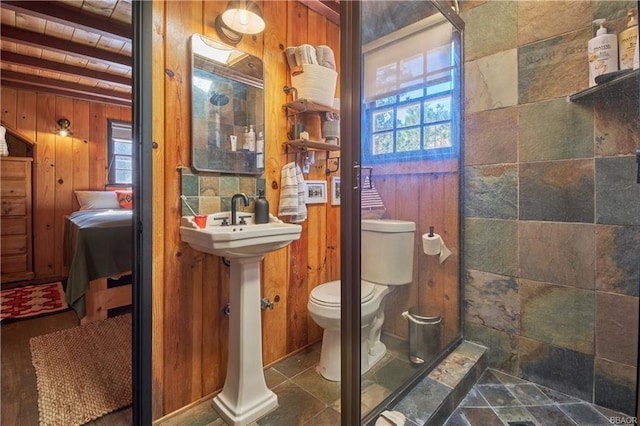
(442, 369, 633, 426)
(159, 334, 419, 425)
(159, 338, 633, 426)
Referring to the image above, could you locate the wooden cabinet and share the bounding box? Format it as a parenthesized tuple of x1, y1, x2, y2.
(1, 157, 34, 283)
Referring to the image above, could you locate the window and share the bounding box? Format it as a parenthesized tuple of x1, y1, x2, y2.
(107, 120, 133, 186)
(363, 16, 458, 163)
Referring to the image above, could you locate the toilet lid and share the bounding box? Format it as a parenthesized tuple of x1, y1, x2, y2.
(310, 280, 375, 306)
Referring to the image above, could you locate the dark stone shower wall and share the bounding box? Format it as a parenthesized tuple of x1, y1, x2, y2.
(460, 0, 640, 416)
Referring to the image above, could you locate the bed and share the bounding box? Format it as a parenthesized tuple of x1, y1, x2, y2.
(63, 208, 133, 324)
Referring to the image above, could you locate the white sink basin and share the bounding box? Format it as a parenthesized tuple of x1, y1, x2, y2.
(180, 213, 301, 258)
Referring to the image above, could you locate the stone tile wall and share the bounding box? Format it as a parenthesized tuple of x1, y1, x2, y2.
(180, 167, 265, 215)
(461, 0, 639, 415)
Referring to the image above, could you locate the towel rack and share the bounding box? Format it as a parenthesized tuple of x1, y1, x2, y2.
(282, 93, 341, 176)
(284, 140, 340, 176)
(361, 166, 374, 189)
(360, 167, 386, 219)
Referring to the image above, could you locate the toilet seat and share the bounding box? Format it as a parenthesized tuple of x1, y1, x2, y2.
(309, 280, 375, 307)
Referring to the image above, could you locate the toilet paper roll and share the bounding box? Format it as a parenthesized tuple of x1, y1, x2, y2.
(422, 233, 452, 264)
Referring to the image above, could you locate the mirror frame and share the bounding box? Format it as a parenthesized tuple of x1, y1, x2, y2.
(190, 34, 265, 175)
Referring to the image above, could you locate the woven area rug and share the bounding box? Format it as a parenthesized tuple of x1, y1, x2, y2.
(30, 313, 132, 426)
(1, 282, 68, 321)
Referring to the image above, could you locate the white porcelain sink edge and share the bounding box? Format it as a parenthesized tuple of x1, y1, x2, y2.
(180, 212, 302, 258)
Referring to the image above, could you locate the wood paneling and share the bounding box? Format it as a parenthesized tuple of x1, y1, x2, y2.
(151, 0, 166, 419)
(150, 0, 458, 419)
(0, 86, 131, 282)
(2, 1, 460, 421)
(151, 0, 343, 418)
(261, 0, 290, 367)
(375, 171, 460, 348)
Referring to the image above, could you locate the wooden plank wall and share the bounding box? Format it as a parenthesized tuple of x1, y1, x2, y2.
(0, 87, 131, 281)
(375, 168, 460, 346)
(151, 0, 342, 417)
(151, 1, 459, 419)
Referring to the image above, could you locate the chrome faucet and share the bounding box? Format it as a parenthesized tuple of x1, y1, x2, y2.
(230, 193, 249, 225)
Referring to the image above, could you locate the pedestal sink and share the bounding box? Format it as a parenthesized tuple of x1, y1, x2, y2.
(180, 213, 301, 426)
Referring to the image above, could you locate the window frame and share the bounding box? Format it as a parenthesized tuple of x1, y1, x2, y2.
(107, 119, 133, 187)
(362, 79, 457, 164)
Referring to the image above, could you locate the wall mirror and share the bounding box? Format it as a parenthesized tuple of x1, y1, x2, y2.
(191, 34, 264, 174)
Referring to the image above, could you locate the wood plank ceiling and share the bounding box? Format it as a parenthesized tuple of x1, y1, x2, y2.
(0, 0, 132, 107)
(0, 1, 340, 108)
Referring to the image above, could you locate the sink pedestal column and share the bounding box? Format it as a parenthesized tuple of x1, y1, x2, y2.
(212, 255, 277, 426)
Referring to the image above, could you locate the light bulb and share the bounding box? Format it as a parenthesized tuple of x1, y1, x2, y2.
(239, 9, 248, 27)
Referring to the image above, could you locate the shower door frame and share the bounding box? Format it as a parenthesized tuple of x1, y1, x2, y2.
(339, 1, 466, 424)
(339, 1, 362, 424)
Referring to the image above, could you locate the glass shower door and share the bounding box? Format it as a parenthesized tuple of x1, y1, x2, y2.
(340, 1, 464, 423)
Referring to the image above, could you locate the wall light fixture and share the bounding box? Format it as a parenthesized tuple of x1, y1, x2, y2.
(55, 118, 73, 137)
(214, 1, 265, 46)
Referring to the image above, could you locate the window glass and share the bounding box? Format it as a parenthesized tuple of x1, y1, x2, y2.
(397, 103, 420, 128)
(373, 132, 393, 155)
(362, 17, 456, 162)
(372, 109, 394, 132)
(397, 128, 421, 152)
(108, 120, 133, 186)
(424, 97, 451, 124)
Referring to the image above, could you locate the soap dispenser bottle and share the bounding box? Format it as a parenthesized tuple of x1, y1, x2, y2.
(619, 8, 638, 70)
(242, 126, 250, 150)
(256, 130, 265, 168)
(254, 189, 269, 224)
(247, 125, 256, 151)
(588, 19, 619, 87)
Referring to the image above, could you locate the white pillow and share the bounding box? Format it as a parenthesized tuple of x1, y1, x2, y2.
(74, 191, 120, 210)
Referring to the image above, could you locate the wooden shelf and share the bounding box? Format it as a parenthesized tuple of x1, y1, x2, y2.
(569, 69, 639, 103)
(284, 99, 339, 115)
(283, 139, 340, 151)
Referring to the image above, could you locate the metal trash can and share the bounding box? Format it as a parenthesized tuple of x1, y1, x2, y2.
(402, 307, 442, 365)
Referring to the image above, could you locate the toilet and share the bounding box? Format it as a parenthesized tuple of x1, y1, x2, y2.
(308, 219, 416, 381)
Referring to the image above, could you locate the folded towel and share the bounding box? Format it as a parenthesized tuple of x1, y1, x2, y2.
(315, 45, 336, 70)
(284, 47, 297, 69)
(278, 162, 307, 223)
(294, 44, 318, 66)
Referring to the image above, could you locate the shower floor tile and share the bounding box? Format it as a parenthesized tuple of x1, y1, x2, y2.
(443, 369, 631, 426)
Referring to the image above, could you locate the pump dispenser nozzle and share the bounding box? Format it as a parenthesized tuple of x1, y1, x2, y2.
(594, 19, 608, 36)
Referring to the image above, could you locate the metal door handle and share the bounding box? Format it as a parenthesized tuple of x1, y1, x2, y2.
(636, 148, 640, 184)
(353, 164, 361, 190)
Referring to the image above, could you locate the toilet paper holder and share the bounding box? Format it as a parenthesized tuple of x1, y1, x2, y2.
(422, 226, 452, 264)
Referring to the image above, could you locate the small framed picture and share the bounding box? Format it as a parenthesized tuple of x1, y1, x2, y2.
(304, 180, 327, 204)
(331, 176, 341, 206)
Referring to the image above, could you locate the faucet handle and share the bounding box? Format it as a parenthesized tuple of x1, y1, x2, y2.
(238, 215, 251, 225)
(214, 216, 229, 226)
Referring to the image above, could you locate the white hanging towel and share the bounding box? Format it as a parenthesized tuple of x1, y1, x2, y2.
(278, 162, 307, 223)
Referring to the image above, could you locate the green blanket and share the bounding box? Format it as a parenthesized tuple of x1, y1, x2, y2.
(64, 209, 133, 318)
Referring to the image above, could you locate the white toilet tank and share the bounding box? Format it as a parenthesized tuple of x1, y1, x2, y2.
(361, 219, 416, 285)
